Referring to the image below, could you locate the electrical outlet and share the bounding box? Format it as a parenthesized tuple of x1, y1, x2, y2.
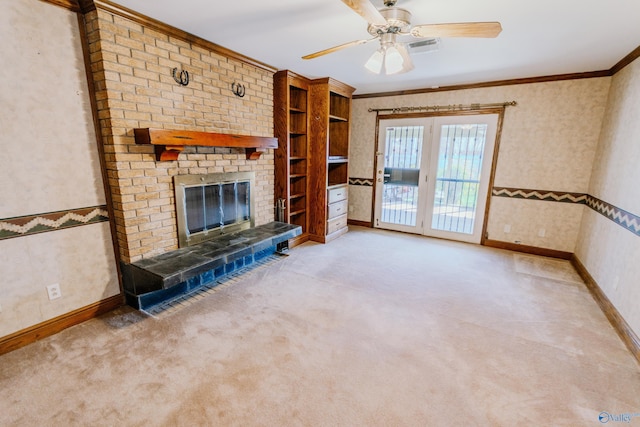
(46, 284, 62, 301)
(538, 228, 546, 237)
(503, 224, 511, 233)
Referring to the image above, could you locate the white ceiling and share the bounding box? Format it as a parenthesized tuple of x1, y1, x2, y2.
(112, 0, 640, 95)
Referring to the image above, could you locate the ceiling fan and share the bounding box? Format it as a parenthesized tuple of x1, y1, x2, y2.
(302, 0, 502, 75)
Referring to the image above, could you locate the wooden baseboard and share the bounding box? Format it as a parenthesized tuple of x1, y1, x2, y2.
(307, 233, 325, 244)
(571, 255, 640, 365)
(308, 227, 349, 244)
(288, 233, 310, 249)
(0, 294, 123, 355)
(483, 239, 572, 260)
(347, 219, 373, 228)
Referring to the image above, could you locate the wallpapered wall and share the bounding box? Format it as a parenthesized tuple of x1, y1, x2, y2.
(576, 57, 640, 337)
(0, 1, 119, 337)
(348, 78, 611, 252)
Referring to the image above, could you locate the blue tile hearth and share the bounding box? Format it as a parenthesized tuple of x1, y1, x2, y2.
(122, 222, 301, 310)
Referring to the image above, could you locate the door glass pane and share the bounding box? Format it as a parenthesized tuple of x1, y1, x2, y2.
(431, 124, 487, 234)
(381, 126, 423, 226)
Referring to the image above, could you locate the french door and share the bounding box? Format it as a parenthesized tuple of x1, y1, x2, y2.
(373, 114, 498, 244)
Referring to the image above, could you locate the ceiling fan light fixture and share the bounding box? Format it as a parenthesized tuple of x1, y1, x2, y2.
(384, 45, 404, 74)
(365, 33, 412, 76)
(364, 48, 385, 74)
(365, 40, 413, 75)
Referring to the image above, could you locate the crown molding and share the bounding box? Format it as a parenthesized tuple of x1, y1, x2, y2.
(610, 45, 640, 75)
(353, 70, 610, 99)
(354, 43, 640, 99)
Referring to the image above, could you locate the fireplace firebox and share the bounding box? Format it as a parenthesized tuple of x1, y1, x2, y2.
(174, 172, 255, 247)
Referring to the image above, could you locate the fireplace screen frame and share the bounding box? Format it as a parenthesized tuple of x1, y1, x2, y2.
(174, 171, 255, 247)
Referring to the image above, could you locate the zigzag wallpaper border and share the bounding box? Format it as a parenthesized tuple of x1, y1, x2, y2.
(492, 187, 640, 237)
(0, 206, 109, 240)
(492, 187, 587, 204)
(585, 195, 640, 237)
(349, 177, 374, 187)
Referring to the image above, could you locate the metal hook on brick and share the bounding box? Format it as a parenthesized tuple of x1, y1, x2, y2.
(231, 82, 246, 97)
(172, 67, 189, 86)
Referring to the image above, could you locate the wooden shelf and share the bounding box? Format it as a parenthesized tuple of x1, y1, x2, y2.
(328, 156, 348, 163)
(290, 192, 306, 199)
(289, 209, 306, 217)
(329, 114, 348, 122)
(134, 128, 277, 161)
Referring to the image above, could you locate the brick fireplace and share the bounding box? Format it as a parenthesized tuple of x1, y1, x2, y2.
(80, 5, 306, 311)
(84, 5, 278, 265)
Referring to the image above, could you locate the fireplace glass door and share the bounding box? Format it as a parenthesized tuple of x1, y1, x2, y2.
(184, 182, 250, 234)
(175, 172, 255, 247)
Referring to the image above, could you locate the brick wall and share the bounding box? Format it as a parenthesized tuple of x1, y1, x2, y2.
(84, 8, 275, 263)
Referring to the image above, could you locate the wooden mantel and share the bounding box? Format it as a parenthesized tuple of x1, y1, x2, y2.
(133, 128, 278, 161)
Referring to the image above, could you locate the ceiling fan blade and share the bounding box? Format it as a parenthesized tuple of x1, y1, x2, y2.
(410, 22, 502, 38)
(302, 37, 377, 60)
(341, 0, 388, 26)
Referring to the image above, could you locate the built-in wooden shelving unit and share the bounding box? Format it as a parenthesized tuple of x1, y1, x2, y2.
(274, 71, 311, 247)
(274, 72, 354, 245)
(309, 77, 355, 243)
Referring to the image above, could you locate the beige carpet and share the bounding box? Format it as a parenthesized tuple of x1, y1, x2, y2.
(1, 227, 639, 426)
